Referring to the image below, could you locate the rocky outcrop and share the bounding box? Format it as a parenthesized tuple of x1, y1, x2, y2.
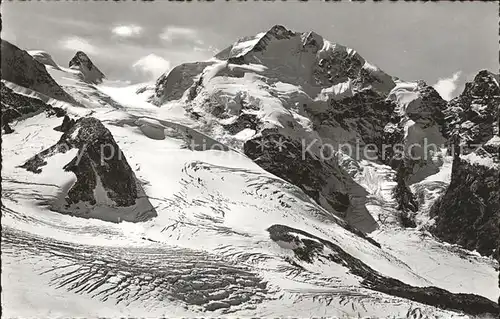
(1, 82, 47, 125)
(392, 162, 419, 228)
(268, 224, 498, 316)
(244, 130, 349, 212)
(149, 61, 213, 106)
(409, 82, 447, 132)
(429, 70, 500, 259)
(444, 70, 500, 152)
(307, 89, 398, 161)
(69, 51, 105, 84)
(21, 117, 157, 222)
(244, 129, 378, 234)
(0, 40, 77, 105)
(430, 144, 499, 259)
(1, 82, 65, 133)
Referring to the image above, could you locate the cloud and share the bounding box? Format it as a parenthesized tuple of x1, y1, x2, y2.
(159, 26, 203, 45)
(132, 54, 171, 80)
(42, 16, 99, 30)
(433, 71, 462, 101)
(194, 45, 220, 55)
(59, 37, 98, 55)
(112, 25, 143, 38)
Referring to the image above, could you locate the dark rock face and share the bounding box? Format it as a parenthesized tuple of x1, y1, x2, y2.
(21, 117, 156, 222)
(411, 83, 447, 131)
(429, 70, 500, 259)
(380, 121, 406, 167)
(0, 40, 77, 104)
(244, 129, 379, 235)
(222, 113, 259, 135)
(68, 51, 105, 84)
(1, 82, 48, 124)
(380, 82, 448, 192)
(444, 70, 500, 151)
(3, 123, 14, 134)
(306, 88, 419, 178)
(430, 151, 499, 259)
(268, 224, 498, 316)
(392, 162, 418, 228)
(54, 115, 76, 132)
(244, 130, 349, 212)
(307, 89, 398, 157)
(313, 48, 364, 87)
(67, 118, 138, 207)
(1, 82, 65, 131)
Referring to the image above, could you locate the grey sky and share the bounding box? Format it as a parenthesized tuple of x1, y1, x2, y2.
(1, 1, 498, 98)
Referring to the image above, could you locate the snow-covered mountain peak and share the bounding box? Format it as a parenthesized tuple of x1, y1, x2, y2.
(260, 24, 296, 41)
(69, 51, 105, 84)
(152, 26, 395, 108)
(267, 24, 295, 36)
(226, 26, 395, 94)
(215, 24, 295, 59)
(26, 48, 123, 109)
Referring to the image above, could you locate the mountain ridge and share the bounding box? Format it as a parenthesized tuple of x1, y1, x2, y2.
(0, 40, 79, 105)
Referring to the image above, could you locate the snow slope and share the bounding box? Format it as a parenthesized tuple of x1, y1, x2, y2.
(3, 107, 497, 317)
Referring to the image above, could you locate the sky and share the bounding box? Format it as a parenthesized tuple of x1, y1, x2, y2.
(1, 1, 498, 100)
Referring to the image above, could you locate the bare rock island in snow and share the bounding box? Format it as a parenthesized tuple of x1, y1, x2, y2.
(21, 116, 157, 223)
(1, 81, 66, 133)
